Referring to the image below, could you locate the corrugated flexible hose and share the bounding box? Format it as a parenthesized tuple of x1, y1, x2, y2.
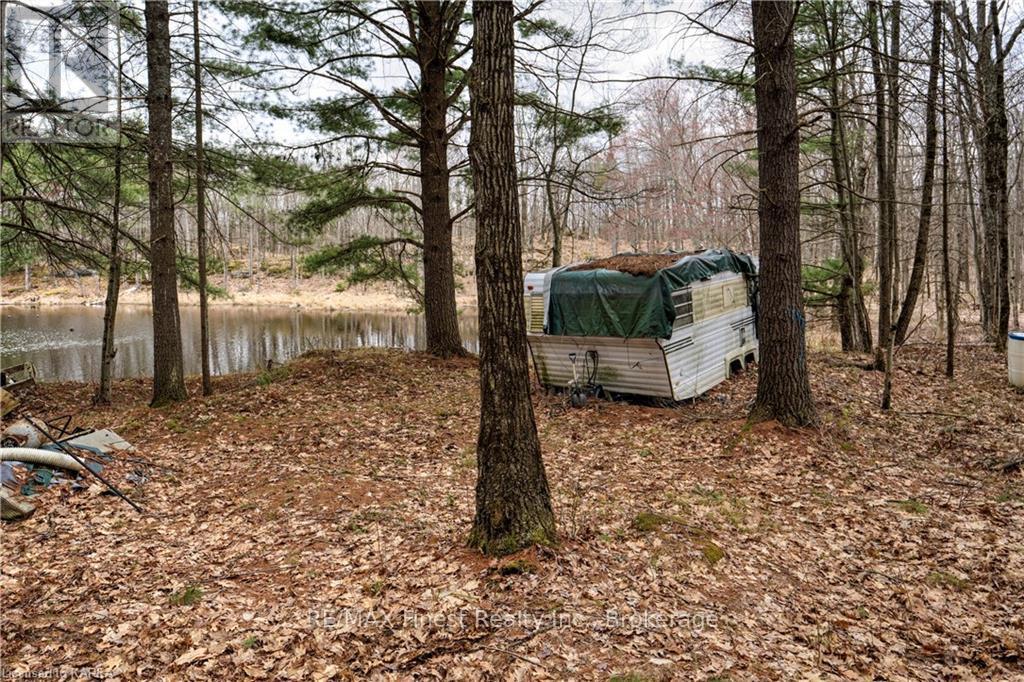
(1, 448, 86, 474)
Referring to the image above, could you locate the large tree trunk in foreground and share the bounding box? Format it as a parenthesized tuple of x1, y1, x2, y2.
(749, 0, 816, 427)
(417, 1, 465, 358)
(894, 1, 942, 345)
(145, 0, 187, 407)
(193, 0, 212, 396)
(468, 0, 555, 555)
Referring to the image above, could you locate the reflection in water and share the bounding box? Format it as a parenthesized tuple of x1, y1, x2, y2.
(0, 305, 479, 382)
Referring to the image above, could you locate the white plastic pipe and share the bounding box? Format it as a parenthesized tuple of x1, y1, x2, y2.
(1, 448, 86, 473)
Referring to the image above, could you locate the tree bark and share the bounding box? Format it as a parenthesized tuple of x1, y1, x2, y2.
(145, 0, 187, 406)
(96, 24, 123, 406)
(825, 3, 871, 352)
(955, 1, 1013, 350)
(868, 0, 896, 411)
(989, 2, 1011, 352)
(941, 40, 955, 378)
(894, 1, 942, 345)
(248, 222, 254, 282)
(544, 127, 567, 269)
(417, 1, 466, 358)
(193, 0, 212, 396)
(868, 1, 890, 361)
(749, 0, 816, 427)
(468, 0, 556, 555)
(885, 2, 902, 319)
(222, 233, 230, 292)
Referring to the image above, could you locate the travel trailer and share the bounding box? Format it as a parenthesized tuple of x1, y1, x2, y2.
(524, 248, 759, 402)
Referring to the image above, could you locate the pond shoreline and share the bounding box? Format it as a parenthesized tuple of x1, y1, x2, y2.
(1, 299, 478, 313)
(1, 305, 480, 382)
(1, 273, 479, 313)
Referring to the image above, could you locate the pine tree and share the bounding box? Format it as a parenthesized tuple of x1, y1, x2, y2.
(749, 0, 816, 427)
(468, 0, 555, 554)
(145, 0, 187, 406)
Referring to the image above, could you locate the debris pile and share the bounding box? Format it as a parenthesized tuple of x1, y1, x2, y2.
(568, 252, 688, 277)
(1, 363, 143, 520)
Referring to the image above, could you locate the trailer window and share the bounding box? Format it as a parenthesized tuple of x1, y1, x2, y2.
(525, 294, 545, 333)
(671, 288, 694, 327)
(723, 280, 747, 311)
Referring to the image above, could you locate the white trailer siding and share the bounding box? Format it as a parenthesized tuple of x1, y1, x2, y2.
(528, 336, 673, 397)
(526, 271, 757, 401)
(662, 305, 757, 399)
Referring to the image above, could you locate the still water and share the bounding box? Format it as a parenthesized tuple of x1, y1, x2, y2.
(0, 305, 479, 382)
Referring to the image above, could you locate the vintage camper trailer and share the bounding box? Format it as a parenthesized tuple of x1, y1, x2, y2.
(524, 248, 758, 402)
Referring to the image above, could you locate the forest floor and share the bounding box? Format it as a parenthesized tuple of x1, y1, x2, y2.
(1, 345, 1022, 680)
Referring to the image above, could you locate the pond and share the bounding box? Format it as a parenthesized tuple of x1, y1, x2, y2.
(0, 305, 479, 383)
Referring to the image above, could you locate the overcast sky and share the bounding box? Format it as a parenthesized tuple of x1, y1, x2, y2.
(3, 1, 735, 149)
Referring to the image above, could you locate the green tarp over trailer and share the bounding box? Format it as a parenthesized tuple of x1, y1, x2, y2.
(547, 248, 757, 339)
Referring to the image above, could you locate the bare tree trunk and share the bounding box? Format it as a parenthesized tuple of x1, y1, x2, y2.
(894, 1, 942, 345)
(953, 78, 983, 299)
(825, 4, 871, 352)
(222, 236, 230, 292)
(948, 21, 987, 327)
(518, 121, 532, 251)
(248, 222, 254, 283)
(749, 0, 816, 427)
(941, 46, 955, 378)
(546, 157, 563, 267)
(468, 0, 555, 555)
(956, 1, 1014, 350)
(886, 1, 902, 324)
(193, 0, 211, 396)
(96, 24, 123, 406)
(869, 1, 895, 409)
(417, 1, 466, 358)
(976, 6, 1000, 343)
(145, 0, 187, 406)
(990, 4, 1011, 352)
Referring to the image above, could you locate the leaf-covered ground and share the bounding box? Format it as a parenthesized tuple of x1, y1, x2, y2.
(2, 346, 1022, 680)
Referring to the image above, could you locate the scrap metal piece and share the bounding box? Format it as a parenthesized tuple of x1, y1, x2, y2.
(1, 388, 19, 419)
(59, 429, 134, 455)
(0, 363, 36, 391)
